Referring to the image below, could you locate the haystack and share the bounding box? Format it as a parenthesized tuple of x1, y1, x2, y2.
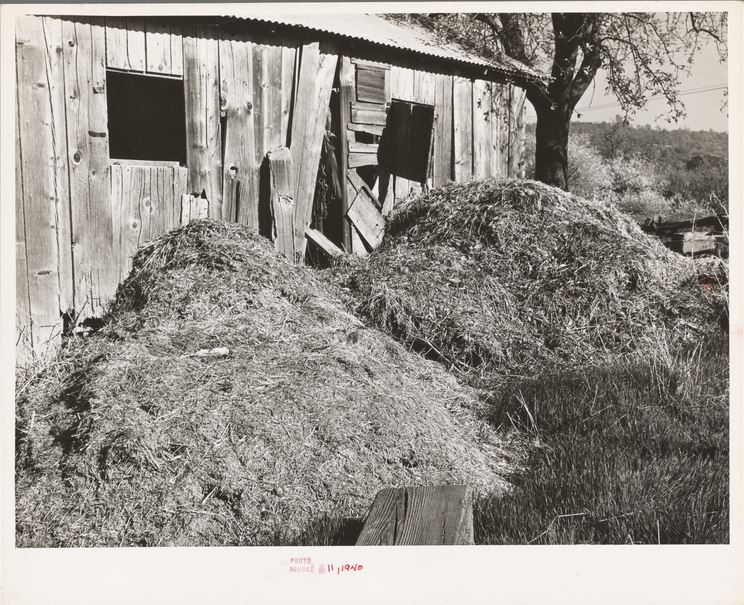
(16, 221, 519, 547)
(337, 178, 725, 378)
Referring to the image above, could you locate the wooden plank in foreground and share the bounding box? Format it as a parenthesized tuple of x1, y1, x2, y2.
(356, 485, 474, 545)
(267, 147, 295, 262)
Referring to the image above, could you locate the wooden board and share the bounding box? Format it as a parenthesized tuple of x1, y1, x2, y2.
(105, 17, 146, 72)
(453, 76, 473, 182)
(110, 163, 187, 281)
(15, 79, 32, 362)
(144, 19, 182, 76)
(219, 36, 258, 226)
(347, 187, 385, 249)
(63, 17, 118, 319)
(267, 147, 295, 262)
(183, 26, 222, 218)
(290, 45, 338, 261)
(488, 83, 504, 177)
(180, 194, 209, 224)
(348, 140, 379, 154)
(356, 485, 474, 546)
(433, 73, 453, 187)
(305, 228, 344, 259)
(349, 152, 379, 168)
(356, 65, 387, 104)
(472, 79, 490, 179)
(16, 15, 65, 355)
(281, 45, 297, 146)
(351, 107, 387, 126)
(347, 122, 385, 137)
(338, 56, 355, 252)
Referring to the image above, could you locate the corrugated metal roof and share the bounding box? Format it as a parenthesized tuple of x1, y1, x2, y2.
(227, 13, 543, 83)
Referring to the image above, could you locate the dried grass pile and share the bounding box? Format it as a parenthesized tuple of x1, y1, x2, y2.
(337, 178, 726, 378)
(16, 220, 519, 547)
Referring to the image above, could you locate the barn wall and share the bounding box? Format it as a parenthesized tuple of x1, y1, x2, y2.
(15, 14, 527, 360)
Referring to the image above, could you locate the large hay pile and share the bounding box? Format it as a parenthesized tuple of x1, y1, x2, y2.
(16, 221, 519, 547)
(337, 179, 725, 378)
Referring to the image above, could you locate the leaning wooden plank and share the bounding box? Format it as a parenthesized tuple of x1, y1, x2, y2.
(267, 147, 295, 262)
(347, 168, 369, 195)
(290, 46, 338, 261)
(350, 224, 369, 257)
(105, 17, 145, 72)
(183, 26, 223, 219)
(351, 108, 387, 126)
(347, 188, 385, 249)
(280, 45, 297, 146)
(63, 17, 118, 319)
(349, 152, 379, 168)
(453, 76, 473, 182)
(356, 485, 474, 546)
(347, 122, 385, 137)
(219, 36, 258, 226)
(305, 228, 344, 259)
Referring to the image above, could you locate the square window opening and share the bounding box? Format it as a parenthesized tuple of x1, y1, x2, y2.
(106, 70, 186, 165)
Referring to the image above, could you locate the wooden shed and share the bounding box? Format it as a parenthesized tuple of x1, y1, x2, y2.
(14, 13, 540, 361)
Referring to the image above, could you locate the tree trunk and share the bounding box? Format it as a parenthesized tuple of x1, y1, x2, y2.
(534, 107, 571, 190)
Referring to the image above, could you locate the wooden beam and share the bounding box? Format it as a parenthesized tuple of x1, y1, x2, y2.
(351, 107, 387, 126)
(305, 228, 344, 259)
(356, 485, 474, 546)
(267, 147, 295, 262)
(348, 140, 379, 154)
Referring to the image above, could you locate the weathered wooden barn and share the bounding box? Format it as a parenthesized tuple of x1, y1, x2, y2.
(15, 13, 539, 361)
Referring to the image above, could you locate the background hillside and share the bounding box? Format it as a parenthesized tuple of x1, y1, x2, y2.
(526, 120, 729, 221)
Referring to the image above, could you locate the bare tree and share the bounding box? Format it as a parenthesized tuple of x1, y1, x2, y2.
(415, 12, 727, 190)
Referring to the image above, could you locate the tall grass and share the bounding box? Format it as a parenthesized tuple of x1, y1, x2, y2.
(474, 335, 728, 544)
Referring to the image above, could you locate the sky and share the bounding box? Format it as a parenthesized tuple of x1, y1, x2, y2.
(524, 40, 728, 132)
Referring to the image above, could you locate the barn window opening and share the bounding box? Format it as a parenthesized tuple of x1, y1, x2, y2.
(106, 70, 186, 164)
(378, 99, 435, 184)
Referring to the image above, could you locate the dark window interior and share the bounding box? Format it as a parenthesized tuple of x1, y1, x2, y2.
(106, 70, 186, 164)
(379, 99, 435, 183)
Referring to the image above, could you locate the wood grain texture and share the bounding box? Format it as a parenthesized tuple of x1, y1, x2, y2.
(347, 122, 385, 137)
(356, 485, 474, 546)
(183, 26, 222, 218)
(267, 147, 295, 262)
(15, 79, 32, 361)
(281, 45, 297, 146)
(180, 194, 209, 224)
(433, 73, 453, 187)
(105, 17, 146, 72)
(453, 76, 473, 182)
(144, 19, 182, 76)
(290, 45, 338, 261)
(347, 187, 385, 250)
(219, 36, 257, 226)
(63, 17, 118, 319)
(348, 152, 379, 168)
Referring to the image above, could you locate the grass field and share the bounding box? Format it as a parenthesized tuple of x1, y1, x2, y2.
(473, 335, 729, 544)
